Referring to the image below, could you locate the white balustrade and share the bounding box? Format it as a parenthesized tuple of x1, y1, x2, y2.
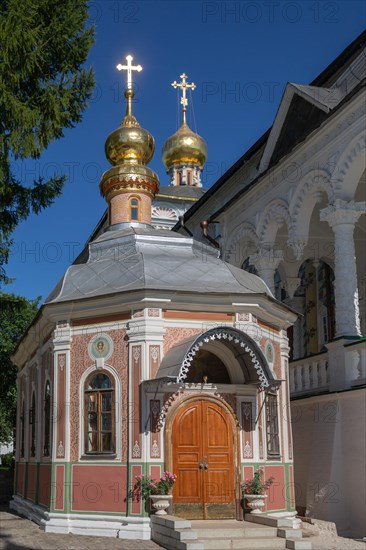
(289, 352, 329, 396)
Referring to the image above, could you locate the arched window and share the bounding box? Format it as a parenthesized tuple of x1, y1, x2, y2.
(30, 391, 36, 457)
(129, 197, 140, 222)
(84, 372, 115, 455)
(186, 170, 192, 186)
(20, 400, 25, 458)
(43, 381, 51, 457)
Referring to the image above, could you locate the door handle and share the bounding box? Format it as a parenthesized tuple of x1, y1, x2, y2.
(199, 461, 203, 470)
(204, 462, 208, 471)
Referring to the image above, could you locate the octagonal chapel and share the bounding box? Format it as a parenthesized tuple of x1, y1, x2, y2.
(10, 58, 297, 539)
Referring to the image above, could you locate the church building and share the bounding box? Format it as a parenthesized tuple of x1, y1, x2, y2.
(10, 58, 297, 539)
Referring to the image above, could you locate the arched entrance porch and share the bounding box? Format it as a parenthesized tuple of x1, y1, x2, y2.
(157, 327, 280, 519)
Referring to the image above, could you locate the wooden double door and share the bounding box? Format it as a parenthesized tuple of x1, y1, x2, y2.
(172, 399, 236, 519)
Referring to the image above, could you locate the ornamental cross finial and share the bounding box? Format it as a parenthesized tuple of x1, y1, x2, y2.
(172, 73, 196, 124)
(116, 54, 142, 90)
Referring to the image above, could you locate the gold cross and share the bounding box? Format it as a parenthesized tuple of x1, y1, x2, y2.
(116, 55, 142, 89)
(172, 73, 196, 123)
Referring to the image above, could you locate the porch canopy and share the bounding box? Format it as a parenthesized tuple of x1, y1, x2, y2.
(156, 326, 280, 389)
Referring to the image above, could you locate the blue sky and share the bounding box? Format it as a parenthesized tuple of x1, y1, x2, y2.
(5, 0, 366, 301)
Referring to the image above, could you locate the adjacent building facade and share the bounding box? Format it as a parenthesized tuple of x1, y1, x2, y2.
(176, 32, 366, 538)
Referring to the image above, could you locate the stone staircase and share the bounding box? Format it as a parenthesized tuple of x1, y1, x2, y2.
(151, 515, 312, 550)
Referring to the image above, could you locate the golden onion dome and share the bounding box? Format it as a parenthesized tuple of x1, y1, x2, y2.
(105, 89, 155, 166)
(162, 122, 207, 170)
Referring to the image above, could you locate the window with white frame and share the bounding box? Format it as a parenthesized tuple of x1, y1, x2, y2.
(84, 371, 115, 455)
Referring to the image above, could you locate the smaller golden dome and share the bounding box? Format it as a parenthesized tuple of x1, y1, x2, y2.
(162, 122, 207, 170)
(105, 89, 155, 166)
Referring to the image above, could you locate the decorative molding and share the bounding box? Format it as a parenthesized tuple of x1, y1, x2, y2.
(152, 206, 178, 220)
(132, 441, 141, 458)
(57, 441, 64, 458)
(257, 200, 292, 245)
(131, 345, 142, 458)
(157, 389, 240, 432)
(133, 347, 141, 363)
(237, 313, 250, 322)
(286, 238, 307, 261)
(320, 199, 366, 227)
(151, 440, 160, 458)
(225, 223, 259, 264)
(337, 133, 366, 185)
(148, 308, 160, 318)
(176, 327, 272, 388)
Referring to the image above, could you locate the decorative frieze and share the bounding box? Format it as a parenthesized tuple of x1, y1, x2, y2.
(150, 399, 161, 459)
(242, 402, 254, 459)
(55, 353, 66, 459)
(176, 327, 273, 388)
(149, 345, 160, 379)
(131, 345, 142, 459)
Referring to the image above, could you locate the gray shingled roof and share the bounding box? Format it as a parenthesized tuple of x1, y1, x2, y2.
(157, 186, 207, 199)
(45, 225, 271, 304)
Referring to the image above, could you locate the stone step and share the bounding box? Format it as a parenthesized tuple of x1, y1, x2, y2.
(152, 530, 204, 550)
(193, 527, 278, 538)
(285, 540, 312, 550)
(155, 523, 198, 541)
(278, 529, 303, 539)
(197, 537, 287, 549)
(153, 514, 192, 529)
(245, 514, 297, 529)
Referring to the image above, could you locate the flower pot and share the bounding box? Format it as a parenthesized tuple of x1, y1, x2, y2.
(245, 494, 268, 513)
(150, 494, 172, 515)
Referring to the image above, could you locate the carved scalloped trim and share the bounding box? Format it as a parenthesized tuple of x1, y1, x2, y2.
(176, 327, 270, 388)
(156, 389, 239, 431)
(257, 199, 292, 245)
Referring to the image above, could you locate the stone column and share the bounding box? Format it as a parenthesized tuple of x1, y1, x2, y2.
(320, 200, 365, 338)
(249, 249, 283, 295)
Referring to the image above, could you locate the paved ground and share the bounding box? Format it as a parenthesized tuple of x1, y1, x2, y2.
(1, 507, 365, 550)
(0, 507, 162, 550)
(309, 534, 366, 550)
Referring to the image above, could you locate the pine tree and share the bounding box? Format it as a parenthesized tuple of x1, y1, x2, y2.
(0, 0, 95, 284)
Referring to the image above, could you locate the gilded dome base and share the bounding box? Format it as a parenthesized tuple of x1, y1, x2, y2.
(100, 164, 159, 201)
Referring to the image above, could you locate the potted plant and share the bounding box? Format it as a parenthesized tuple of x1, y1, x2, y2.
(135, 471, 177, 515)
(241, 469, 274, 513)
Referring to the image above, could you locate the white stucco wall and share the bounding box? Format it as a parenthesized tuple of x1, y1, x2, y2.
(291, 388, 366, 538)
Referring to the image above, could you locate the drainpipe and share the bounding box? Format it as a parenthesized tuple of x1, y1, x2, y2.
(200, 220, 220, 248)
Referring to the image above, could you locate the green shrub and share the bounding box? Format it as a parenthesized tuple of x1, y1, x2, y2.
(1, 452, 14, 468)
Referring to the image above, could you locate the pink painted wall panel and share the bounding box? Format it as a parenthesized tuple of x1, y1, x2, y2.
(264, 465, 286, 511)
(27, 464, 37, 502)
(17, 463, 25, 496)
(72, 465, 127, 513)
(54, 465, 64, 510)
(38, 464, 52, 508)
(131, 465, 142, 515)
